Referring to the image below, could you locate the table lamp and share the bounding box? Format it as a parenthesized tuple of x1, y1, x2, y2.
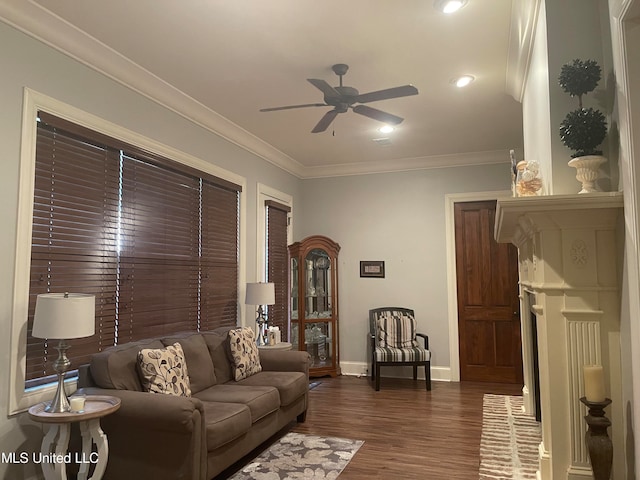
(245, 283, 275, 346)
(32, 292, 95, 413)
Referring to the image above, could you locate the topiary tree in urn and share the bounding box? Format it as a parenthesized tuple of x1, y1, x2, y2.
(558, 59, 608, 193)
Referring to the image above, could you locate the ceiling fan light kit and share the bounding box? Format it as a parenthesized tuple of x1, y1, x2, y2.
(260, 63, 419, 133)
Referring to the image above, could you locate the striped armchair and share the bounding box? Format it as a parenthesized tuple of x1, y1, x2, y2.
(369, 307, 431, 391)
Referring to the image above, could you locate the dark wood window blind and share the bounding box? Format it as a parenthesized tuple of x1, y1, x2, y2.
(29, 122, 119, 382)
(117, 151, 201, 342)
(26, 112, 241, 385)
(265, 200, 290, 341)
(199, 181, 240, 331)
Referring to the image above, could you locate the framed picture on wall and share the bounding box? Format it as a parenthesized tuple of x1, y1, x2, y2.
(360, 261, 385, 278)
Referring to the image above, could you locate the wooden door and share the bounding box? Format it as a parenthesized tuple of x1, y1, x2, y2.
(455, 200, 522, 383)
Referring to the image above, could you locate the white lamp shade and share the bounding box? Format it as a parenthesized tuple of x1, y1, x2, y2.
(245, 282, 275, 306)
(32, 293, 96, 339)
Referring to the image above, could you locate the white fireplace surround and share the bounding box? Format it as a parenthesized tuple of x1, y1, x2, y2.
(495, 192, 624, 480)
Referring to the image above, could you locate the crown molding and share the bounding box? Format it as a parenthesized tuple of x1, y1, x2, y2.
(0, 0, 307, 178)
(302, 149, 511, 178)
(304, 150, 509, 178)
(505, 0, 542, 102)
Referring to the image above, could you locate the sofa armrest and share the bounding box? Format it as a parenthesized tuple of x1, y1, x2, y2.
(259, 349, 310, 376)
(77, 387, 206, 480)
(78, 387, 203, 433)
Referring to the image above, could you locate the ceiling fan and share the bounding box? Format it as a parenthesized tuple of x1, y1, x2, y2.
(260, 64, 419, 133)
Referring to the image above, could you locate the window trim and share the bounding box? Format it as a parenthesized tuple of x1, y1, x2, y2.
(9, 88, 247, 415)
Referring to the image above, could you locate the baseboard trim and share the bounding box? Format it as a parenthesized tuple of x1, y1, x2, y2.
(339, 361, 452, 382)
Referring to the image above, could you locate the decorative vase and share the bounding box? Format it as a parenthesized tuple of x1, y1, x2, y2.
(568, 155, 607, 194)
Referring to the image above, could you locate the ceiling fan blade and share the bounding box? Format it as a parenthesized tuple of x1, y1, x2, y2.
(307, 78, 340, 98)
(260, 103, 327, 112)
(356, 85, 419, 104)
(352, 105, 404, 125)
(311, 109, 340, 133)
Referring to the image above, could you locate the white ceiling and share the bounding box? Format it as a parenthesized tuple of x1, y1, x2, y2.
(1, 0, 524, 177)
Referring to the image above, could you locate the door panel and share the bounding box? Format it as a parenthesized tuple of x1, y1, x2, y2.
(455, 200, 522, 384)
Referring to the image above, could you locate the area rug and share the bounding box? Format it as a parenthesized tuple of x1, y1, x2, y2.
(479, 394, 542, 480)
(229, 432, 364, 480)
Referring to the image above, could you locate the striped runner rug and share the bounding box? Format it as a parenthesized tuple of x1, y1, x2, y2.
(479, 394, 542, 479)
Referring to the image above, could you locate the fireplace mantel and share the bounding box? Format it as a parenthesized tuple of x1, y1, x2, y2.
(495, 192, 623, 244)
(495, 192, 624, 480)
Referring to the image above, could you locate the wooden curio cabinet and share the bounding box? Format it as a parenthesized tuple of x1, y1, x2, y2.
(289, 235, 340, 377)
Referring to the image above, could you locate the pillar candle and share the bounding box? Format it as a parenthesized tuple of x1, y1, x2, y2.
(70, 396, 86, 412)
(583, 365, 606, 402)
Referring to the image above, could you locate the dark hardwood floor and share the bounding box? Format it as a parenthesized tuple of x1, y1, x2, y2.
(219, 375, 523, 479)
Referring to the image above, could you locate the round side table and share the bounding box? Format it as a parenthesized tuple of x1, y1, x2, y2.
(29, 395, 120, 480)
(258, 341, 293, 351)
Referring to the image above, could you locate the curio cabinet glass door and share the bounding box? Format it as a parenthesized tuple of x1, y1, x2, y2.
(289, 235, 340, 377)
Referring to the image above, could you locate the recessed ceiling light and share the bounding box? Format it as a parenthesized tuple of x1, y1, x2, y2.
(378, 125, 395, 134)
(454, 75, 475, 88)
(435, 0, 468, 14)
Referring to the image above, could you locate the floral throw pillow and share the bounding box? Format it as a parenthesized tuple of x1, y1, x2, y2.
(138, 342, 192, 397)
(228, 327, 262, 381)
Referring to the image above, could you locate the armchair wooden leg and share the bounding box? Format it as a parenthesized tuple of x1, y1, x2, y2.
(425, 362, 431, 391)
(413, 365, 418, 380)
(375, 364, 381, 391)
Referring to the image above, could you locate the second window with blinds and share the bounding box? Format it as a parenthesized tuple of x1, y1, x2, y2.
(265, 200, 291, 342)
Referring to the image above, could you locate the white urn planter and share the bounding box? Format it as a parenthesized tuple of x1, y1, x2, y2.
(568, 155, 607, 193)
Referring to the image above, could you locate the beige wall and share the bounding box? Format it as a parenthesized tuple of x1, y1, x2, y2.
(522, 1, 553, 195)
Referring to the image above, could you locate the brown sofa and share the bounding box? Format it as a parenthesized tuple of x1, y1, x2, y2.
(77, 327, 310, 480)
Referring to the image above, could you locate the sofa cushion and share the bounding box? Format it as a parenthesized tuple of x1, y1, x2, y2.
(228, 327, 262, 381)
(161, 333, 216, 393)
(90, 338, 165, 391)
(234, 371, 307, 407)
(201, 401, 252, 451)
(138, 342, 192, 397)
(194, 385, 279, 423)
(202, 329, 234, 384)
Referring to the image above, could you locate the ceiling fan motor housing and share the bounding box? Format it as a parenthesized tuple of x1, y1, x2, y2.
(326, 86, 359, 110)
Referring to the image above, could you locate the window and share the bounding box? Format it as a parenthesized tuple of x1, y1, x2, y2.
(265, 200, 291, 341)
(25, 111, 241, 386)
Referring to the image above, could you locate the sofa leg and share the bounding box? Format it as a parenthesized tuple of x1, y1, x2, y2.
(297, 410, 307, 423)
